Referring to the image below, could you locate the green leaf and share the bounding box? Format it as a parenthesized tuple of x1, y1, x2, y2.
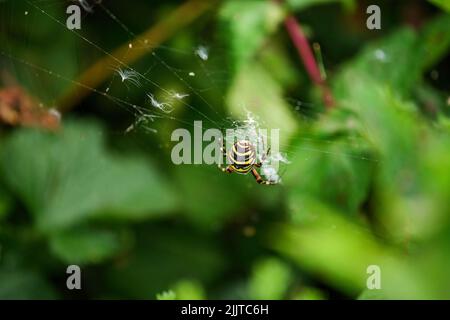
(173, 279, 206, 300)
(334, 72, 447, 240)
(226, 62, 298, 143)
(0, 183, 12, 220)
(249, 257, 292, 300)
(106, 224, 226, 299)
(428, 0, 450, 12)
(292, 287, 326, 300)
(287, 0, 356, 11)
(259, 42, 303, 89)
(0, 267, 58, 299)
(173, 165, 249, 231)
(329, 16, 450, 242)
(414, 82, 448, 117)
(156, 290, 176, 300)
(49, 227, 123, 264)
(338, 28, 420, 97)
(357, 288, 386, 300)
(334, 16, 450, 98)
(268, 215, 432, 298)
(0, 120, 178, 233)
(220, 0, 284, 71)
(284, 111, 375, 216)
(417, 14, 450, 70)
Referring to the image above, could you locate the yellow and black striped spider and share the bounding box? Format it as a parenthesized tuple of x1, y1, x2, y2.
(218, 139, 277, 185)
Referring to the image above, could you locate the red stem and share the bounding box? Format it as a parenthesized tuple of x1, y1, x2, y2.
(278, 3, 335, 108)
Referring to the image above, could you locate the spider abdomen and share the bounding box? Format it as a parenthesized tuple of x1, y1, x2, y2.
(228, 140, 257, 174)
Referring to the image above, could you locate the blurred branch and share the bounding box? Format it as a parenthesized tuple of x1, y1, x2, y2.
(276, 0, 335, 109)
(0, 86, 60, 130)
(57, 0, 216, 112)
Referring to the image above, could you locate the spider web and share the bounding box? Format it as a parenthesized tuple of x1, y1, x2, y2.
(0, 0, 380, 184)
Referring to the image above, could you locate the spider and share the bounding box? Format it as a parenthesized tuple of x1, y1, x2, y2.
(218, 139, 277, 185)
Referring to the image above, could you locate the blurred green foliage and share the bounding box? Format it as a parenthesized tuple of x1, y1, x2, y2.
(0, 0, 449, 299)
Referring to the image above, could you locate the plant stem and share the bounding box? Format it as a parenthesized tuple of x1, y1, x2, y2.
(278, 1, 335, 108)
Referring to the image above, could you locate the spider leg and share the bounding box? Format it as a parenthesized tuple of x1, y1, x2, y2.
(251, 168, 277, 185)
(223, 165, 234, 173)
(218, 137, 233, 173)
(263, 147, 271, 161)
(219, 137, 227, 155)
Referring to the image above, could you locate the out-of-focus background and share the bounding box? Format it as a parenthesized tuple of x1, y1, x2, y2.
(0, 0, 449, 299)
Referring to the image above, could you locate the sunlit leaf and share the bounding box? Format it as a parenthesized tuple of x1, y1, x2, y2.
(428, 0, 450, 12)
(156, 290, 177, 300)
(173, 279, 206, 300)
(226, 62, 298, 143)
(220, 0, 284, 71)
(249, 257, 292, 300)
(292, 287, 327, 300)
(357, 288, 386, 300)
(268, 214, 432, 299)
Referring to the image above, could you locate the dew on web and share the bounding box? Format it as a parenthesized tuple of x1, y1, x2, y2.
(269, 152, 291, 164)
(115, 68, 142, 87)
(260, 151, 291, 184)
(169, 92, 189, 100)
(1, 1, 228, 137)
(227, 111, 261, 149)
(125, 113, 158, 134)
(285, 98, 323, 123)
(261, 165, 282, 184)
(93, 0, 229, 127)
(48, 108, 62, 121)
(430, 70, 439, 81)
(0, 0, 383, 174)
(194, 45, 209, 61)
(147, 93, 174, 114)
(374, 49, 388, 63)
